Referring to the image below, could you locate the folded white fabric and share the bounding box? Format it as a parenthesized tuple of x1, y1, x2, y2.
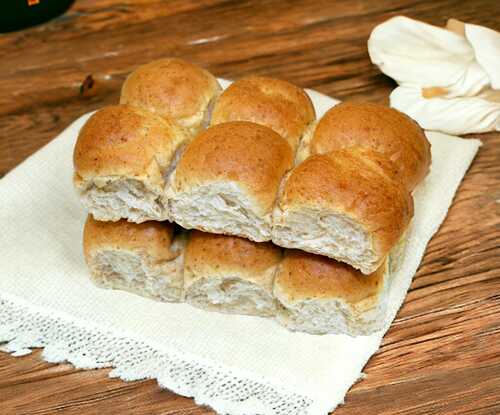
(0, 85, 480, 415)
(368, 16, 500, 134)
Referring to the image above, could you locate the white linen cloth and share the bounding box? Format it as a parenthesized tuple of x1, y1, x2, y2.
(0, 84, 481, 415)
(368, 16, 500, 135)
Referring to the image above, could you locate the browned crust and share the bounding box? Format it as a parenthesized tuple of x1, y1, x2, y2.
(73, 105, 188, 189)
(310, 102, 431, 191)
(184, 230, 282, 283)
(120, 58, 221, 123)
(83, 215, 176, 262)
(275, 250, 385, 304)
(211, 76, 316, 150)
(173, 121, 294, 215)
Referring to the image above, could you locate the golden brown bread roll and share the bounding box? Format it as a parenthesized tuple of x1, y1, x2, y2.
(305, 102, 431, 190)
(211, 76, 316, 152)
(272, 147, 413, 274)
(83, 216, 185, 302)
(273, 250, 389, 335)
(73, 105, 189, 223)
(184, 230, 282, 316)
(166, 121, 294, 242)
(120, 58, 221, 136)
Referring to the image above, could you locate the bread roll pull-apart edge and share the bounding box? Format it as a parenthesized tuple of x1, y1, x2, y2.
(83, 217, 395, 336)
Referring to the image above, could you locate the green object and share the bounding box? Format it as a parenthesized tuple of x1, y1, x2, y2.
(0, 0, 75, 33)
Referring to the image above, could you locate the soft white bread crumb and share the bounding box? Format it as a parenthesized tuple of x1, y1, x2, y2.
(183, 231, 282, 316)
(88, 248, 184, 302)
(273, 208, 377, 272)
(83, 216, 185, 302)
(167, 181, 272, 242)
(80, 177, 167, 223)
(186, 277, 277, 316)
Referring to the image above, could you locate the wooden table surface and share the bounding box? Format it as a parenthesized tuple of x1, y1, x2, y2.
(1, 1, 499, 414)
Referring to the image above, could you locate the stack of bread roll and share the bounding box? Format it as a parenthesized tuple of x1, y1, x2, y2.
(74, 58, 431, 336)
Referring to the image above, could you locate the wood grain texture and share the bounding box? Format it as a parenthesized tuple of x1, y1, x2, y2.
(1, 0, 499, 414)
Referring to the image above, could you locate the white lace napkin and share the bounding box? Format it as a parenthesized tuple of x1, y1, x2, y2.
(368, 16, 500, 135)
(0, 85, 480, 415)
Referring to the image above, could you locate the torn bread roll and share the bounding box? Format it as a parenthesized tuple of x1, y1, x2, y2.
(274, 250, 389, 336)
(184, 231, 282, 316)
(167, 121, 294, 242)
(211, 76, 316, 152)
(272, 148, 413, 275)
(73, 105, 189, 223)
(83, 216, 185, 302)
(120, 58, 222, 136)
(302, 102, 431, 191)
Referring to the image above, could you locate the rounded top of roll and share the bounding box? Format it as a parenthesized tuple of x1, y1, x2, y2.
(73, 105, 187, 188)
(310, 102, 431, 190)
(185, 230, 282, 285)
(278, 148, 413, 257)
(173, 121, 294, 214)
(120, 58, 221, 133)
(274, 250, 385, 305)
(83, 216, 177, 261)
(211, 76, 315, 150)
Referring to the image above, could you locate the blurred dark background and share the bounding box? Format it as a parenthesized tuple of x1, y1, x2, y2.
(1, 0, 75, 33)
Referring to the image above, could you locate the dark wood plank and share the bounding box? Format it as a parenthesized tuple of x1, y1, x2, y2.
(1, 1, 499, 414)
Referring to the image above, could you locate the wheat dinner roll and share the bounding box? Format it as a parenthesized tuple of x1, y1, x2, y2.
(73, 105, 189, 223)
(274, 250, 389, 336)
(184, 231, 282, 316)
(211, 76, 316, 152)
(83, 216, 185, 302)
(307, 102, 430, 190)
(120, 58, 221, 136)
(272, 147, 413, 274)
(167, 121, 294, 242)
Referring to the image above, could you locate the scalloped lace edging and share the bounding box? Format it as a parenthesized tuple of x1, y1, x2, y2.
(0, 295, 327, 415)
